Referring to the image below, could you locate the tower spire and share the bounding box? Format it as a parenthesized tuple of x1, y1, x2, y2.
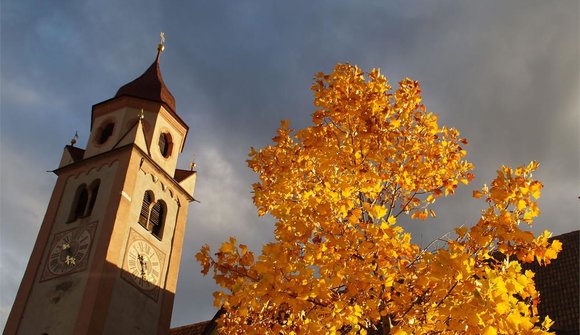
(114, 32, 176, 114)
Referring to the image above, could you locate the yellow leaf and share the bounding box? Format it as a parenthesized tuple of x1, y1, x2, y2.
(541, 315, 554, 329)
(411, 210, 428, 220)
(219, 238, 237, 254)
(455, 226, 467, 237)
(482, 326, 497, 335)
(529, 181, 542, 199)
(370, 205, 387, 220)
(391, 328, 407, 335)
(495, 301, 510, 314)
(381, 216, 396, 230)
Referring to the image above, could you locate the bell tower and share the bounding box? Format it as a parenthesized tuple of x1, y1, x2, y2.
(4, 37, 196, 335)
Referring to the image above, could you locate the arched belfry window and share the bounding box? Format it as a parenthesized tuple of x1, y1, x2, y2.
(68, 179, 101, 222)
(138, 191, 165, 240)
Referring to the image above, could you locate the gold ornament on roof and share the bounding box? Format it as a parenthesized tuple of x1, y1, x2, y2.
(158, 32, 165, 53)
(190, 155, 197, 171)
(70, 131, 79, 146)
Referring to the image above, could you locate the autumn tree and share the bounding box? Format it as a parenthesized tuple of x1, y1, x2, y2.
(197, 64, 562, 334)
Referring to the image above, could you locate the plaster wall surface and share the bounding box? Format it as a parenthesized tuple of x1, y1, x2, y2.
(147, 107, 187, 175)
(16, 161, 119, 335)
(101, 150, 185, 334)
(85, 99, 187, 178)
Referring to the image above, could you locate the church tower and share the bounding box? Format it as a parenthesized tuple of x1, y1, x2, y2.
(4, 38, 196, 335)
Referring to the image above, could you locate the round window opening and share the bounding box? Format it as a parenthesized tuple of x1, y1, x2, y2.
(158, 133, 172, 158)
(96, 122, 115, 145)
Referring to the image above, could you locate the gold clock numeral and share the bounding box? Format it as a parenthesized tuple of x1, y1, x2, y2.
(65, 255, 76, 265)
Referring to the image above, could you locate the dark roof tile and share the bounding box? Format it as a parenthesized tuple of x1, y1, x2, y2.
(66, 145, 85, 162)
(169, 321, 211, 335)
(174, 169, 196, 182)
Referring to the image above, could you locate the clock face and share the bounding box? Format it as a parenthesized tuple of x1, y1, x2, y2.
(126, 240, 162, 291)
(41, 222, 96, 281)
(122, 229, 165, 300)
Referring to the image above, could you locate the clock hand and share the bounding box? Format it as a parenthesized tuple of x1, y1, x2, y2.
(137, 254, 147, 280)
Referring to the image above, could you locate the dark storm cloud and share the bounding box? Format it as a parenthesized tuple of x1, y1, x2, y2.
(1, 0, 578, 329)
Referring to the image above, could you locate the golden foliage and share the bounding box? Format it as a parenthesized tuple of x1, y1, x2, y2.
(196, 64, 559, 334)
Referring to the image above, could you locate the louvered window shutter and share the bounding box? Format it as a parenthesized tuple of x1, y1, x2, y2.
(139, 192, 152, 227)
(150, 202, 164, 238)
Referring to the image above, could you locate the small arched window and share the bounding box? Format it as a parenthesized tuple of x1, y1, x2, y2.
(158, 133, 173, 158)
(68, 179, 101, 223)
(85, 180, 100, 217)
(69, 184, 88, 222)
(97, 122, 115, 144)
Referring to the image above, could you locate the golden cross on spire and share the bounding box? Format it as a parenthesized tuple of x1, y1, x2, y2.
(158, 32, 165, 53)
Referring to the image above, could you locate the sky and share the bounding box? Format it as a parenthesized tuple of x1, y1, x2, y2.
(0, 0, 578, 329)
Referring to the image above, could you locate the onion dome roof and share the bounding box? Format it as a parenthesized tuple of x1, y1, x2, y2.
(114, 50, 176, 114)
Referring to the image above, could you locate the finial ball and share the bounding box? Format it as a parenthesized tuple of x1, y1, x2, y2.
(157, 32, 165, 52)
